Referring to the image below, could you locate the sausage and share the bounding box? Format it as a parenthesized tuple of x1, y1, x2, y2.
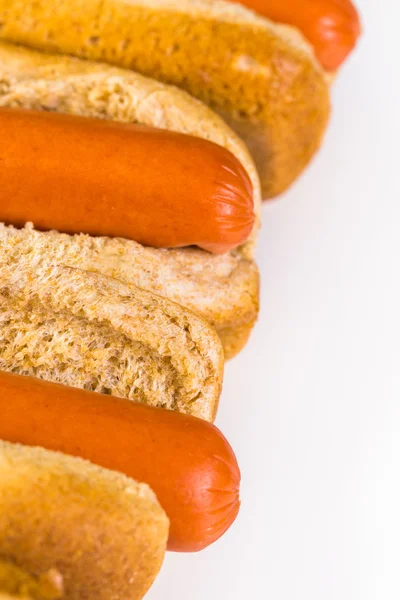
(0, 371, 241, 553)
(0, 108, 254, 254)
(236, 0, 361, 71)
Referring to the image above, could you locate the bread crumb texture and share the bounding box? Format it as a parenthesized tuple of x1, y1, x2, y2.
(0, 441, 168, 600)
(0, 0, 330, 197)
(0, 226, 225, 421)
(0, 200, 259, 360)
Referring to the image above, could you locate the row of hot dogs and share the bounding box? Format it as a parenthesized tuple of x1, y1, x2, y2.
(0, 1, 361, 599)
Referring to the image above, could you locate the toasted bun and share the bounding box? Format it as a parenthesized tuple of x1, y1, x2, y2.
(0, 441, 169, 600)
(0, 0, 330, 198)
(0, 232, 224, 421)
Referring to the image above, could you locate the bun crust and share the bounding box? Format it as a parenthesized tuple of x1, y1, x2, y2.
(0, 441, 169, 600)
(0, 0, 330, 197)
(0, 560, 63, 600)
(0, 229, 224, 421)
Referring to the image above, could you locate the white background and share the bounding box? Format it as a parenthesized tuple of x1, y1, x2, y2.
(148, 1, 400, 598)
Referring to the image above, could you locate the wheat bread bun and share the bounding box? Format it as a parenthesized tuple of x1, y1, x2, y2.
(0, 0, 330, 198)
(0, 441, 169, 600)
(0, 561, 63, 600)
(0, 594, 31, 600)
(0, 41, 260, 358)
(0, 594, 32, 600)
(0, 231, 224, 421)
(0, 222, 259, 361)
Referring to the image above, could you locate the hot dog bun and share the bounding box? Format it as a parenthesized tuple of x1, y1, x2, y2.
(0, 593, 31, 600)
(0, 561, 63, 600)
(227, 0, 361, 72)
(0, 223, 259, 361)
(0, 41, 261, 252)
(0, 235, 224, 421)
(0, 0, 330, 198)
(0, 441, 168, 600)
(0, 41, 260, 358)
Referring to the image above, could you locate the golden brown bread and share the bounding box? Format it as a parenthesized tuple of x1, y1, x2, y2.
(0, 222, 259, 361)
(0, 41, 260, 358)
(0, 228, 224, 421)
(0, 561, 63, 600)
(0, 441, 169, 600)
(0, 591, 34, 599)
(0, 0, 330, 198)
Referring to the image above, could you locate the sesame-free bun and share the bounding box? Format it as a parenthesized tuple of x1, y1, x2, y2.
(0, 441, 169, 600)
(0, 0, 330, 197)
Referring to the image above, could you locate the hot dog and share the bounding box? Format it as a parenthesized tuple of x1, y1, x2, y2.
(231, 0, 361, 71)
(0, 41, 262, 359)
(0, 371, 241, 553)
(0, 108, 254, 255)
(0, 0, 331, 198)
(0, 0, 361, 198)
(0, 0, 362, 595)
